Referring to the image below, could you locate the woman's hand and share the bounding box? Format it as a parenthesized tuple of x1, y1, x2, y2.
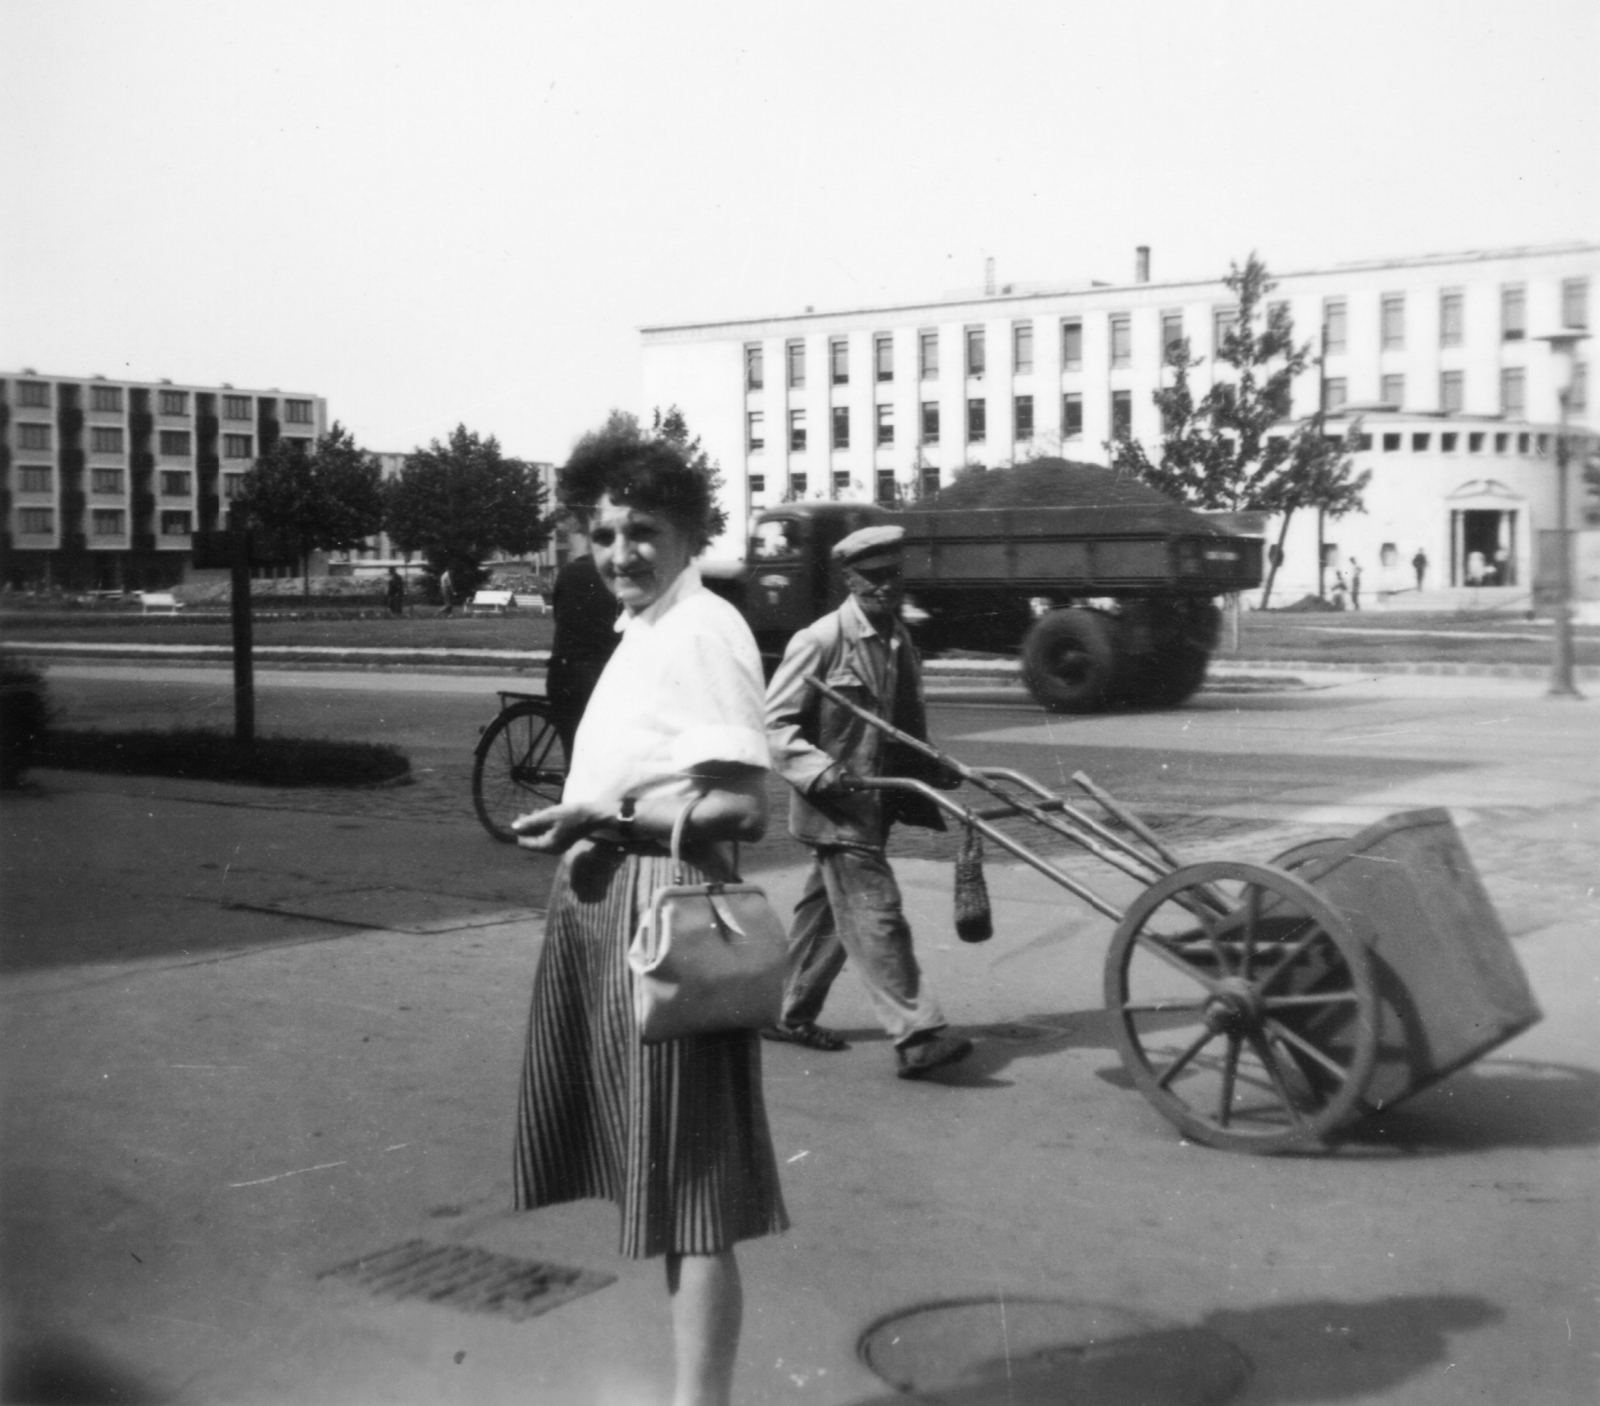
(511, 802, 607, 853)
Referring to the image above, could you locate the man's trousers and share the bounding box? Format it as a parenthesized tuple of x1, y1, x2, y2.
(778, 845, 947, 1047)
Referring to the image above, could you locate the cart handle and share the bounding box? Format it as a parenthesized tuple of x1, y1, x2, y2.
(846, 775, 1125, 923)
(804, 675, 1177, 893)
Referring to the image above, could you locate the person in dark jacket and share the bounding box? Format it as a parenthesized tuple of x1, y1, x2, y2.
(545, 551, 621, 758)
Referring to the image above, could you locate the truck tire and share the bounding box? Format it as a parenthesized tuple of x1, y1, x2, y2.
(1119, 599, 1217, 708)
(1021, 609, 1120, 712)
(1140, 643, 1210, 707)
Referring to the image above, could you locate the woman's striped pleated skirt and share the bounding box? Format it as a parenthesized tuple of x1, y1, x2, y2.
(514, 841, 789, 1259)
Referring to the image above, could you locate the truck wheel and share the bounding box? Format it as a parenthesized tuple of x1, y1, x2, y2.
(1021, 609, 1119, 711)
(1141, 643, 1210, 707)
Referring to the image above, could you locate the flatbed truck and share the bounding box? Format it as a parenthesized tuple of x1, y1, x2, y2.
(708, 484, 1263, 711)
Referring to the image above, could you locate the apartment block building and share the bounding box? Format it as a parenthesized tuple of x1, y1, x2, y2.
(1, 370, 328, 591)
(641, 241, 1596, 599)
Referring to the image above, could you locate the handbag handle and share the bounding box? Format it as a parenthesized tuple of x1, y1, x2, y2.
(669, 794, 701, 882)
(667, 793, 740, 884)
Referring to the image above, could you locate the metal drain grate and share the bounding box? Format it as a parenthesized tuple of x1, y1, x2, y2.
(320, 1239, 614, 1322)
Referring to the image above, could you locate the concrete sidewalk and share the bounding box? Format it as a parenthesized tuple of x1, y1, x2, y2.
(3, 747, 1597, 1404)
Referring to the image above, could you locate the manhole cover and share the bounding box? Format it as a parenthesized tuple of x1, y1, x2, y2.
(859, 1297, 1248, 1405)
(320, 1239, 614, 1322)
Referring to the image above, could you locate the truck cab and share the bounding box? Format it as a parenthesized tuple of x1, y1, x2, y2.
(737, 502, 889, 665)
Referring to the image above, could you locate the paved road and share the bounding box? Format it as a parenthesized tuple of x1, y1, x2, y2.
(3, 664, 1596, 1404)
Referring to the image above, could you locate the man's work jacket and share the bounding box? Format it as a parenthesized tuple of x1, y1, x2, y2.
(765, 595, 948, 851)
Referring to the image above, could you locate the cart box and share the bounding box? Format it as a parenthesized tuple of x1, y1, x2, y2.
(1279, 808, 1541, 1110)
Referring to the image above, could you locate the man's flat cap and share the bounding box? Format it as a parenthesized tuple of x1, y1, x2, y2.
(832, 524, 905, 571)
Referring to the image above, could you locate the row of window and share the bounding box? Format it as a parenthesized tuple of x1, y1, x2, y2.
(8, 383, 313, 422)
(744, 278, 1591, 391)
(1325, 279, 1588, 353)
(1322, 363, 1588, 416)
(749, 392, 1110, 452)
(747, 467, 946, 507)
(10, 425, 262, 457)
(751, 320, 1130, 390)
(12, 468, 203, 496)
(12, 468, 223, 496)
(12, 508, 194, 537)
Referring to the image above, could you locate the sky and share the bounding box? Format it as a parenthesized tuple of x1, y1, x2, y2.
(2, 0, 1596, 465)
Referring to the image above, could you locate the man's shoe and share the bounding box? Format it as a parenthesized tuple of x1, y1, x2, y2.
(895, 1032, 974, 1080)
(761, 1021, 848, 1052)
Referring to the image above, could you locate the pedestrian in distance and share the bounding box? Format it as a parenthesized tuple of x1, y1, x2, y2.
(545, 551, 621, 759)
(384, 567, 404, 617)
(437, 565, 455, 617)
(1348, 557, 1362, 611)
(1412, 548, 1428, 592)
(1331, 571, 1348, 610)
(764, 523, 974, 1079)
(510, 424, 786, 1406)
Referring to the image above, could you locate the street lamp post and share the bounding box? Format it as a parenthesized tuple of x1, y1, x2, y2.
(1536, 331, 1589, 699)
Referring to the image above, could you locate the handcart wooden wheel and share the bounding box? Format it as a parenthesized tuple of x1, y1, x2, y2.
(1103, 861, 1380, 1153)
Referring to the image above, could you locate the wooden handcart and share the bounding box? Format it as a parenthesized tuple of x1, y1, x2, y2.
(808, 677, 1542, 1154)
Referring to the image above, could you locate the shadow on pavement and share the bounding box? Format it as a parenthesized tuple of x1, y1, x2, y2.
(841, 1292, 1500, 1405)
(0, 1332, 170, 1406)
(941, 1013, 1600, 1157)
(1344, 1057, 1600, 1154)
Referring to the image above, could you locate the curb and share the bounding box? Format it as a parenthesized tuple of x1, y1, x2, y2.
(5, 641, 1597, 685)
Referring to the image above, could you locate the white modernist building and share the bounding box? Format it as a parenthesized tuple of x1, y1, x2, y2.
(640, 241, 1597, 604)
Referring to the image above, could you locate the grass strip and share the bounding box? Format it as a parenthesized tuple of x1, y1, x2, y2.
(39, 729, 410, 788)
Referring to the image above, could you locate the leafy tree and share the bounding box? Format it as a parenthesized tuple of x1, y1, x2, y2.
(650, 405, 729, 542)
(1255, 412, 1370, 608)
(382, 425, 549, 599)
(1109, 253, 1367, 604)
(1110, 254, 1315, 511)
(237, 422, 384, 594)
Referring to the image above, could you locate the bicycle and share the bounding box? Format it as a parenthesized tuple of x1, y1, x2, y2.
(472, 691, 567, 842)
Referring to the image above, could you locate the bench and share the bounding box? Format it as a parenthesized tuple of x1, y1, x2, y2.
(469, 589, 516, 615)
(138, 592, 185, 614)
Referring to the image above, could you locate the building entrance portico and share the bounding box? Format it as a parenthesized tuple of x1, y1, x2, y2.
(1448, 480, 1523, 587)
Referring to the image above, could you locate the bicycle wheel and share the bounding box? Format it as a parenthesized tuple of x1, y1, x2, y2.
(472, 700, 566, 842)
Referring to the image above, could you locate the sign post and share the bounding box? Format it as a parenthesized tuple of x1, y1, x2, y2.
(229, 513, 255, 744)
(194, 514, 280, 745)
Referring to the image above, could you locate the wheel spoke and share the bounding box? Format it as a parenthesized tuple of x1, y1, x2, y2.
(1263, 1017, 1354, 1085)
(1239, 884, 1262, 981)
(1245, 1030, 1306, 1126)
(1217, 1036, 1241, 1126)
(1155, 1026, 1218, 1089)
(1133, 930, 1226, 996)
(1120, 997, 1208, 1014)
(1262, 991, 1361, 1010)
(1255, 917, 1325, 994)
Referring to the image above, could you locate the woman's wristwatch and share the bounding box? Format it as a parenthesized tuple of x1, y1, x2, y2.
(612, 796, 638, 842)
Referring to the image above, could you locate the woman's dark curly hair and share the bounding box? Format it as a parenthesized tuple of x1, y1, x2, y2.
(560, 414, 716, 551)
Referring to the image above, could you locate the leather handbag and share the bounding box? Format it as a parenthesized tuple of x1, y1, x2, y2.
(626, 798, 789, 1044)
